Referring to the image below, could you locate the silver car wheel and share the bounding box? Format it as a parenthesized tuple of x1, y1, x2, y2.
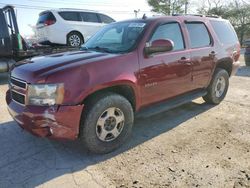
(215, 76, 226, 98)
(69, 34, 81, 47)
(96, 107, 125, 142)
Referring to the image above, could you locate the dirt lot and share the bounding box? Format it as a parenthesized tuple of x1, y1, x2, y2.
(0, 59, 250, 188)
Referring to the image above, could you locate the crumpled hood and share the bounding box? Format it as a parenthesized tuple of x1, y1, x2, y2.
(11, 50, 115, 83)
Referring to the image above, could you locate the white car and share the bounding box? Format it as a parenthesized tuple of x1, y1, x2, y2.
(36, 9, 115, 47)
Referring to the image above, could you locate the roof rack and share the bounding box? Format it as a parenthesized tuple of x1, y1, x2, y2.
(172, 14, 221, 18)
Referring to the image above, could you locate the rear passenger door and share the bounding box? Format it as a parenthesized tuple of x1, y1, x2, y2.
(79, 12, 103, 39)
(185, 21, 216, 89)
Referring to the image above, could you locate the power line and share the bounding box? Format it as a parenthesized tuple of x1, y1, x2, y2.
(0, 3, 151, 14)
(27, 0, 133, 7)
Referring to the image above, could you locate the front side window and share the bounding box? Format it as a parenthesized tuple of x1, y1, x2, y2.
(82, 22, 147, 53)
(81, 12, 99, 23)
(150, 22, 185, 51)
(59, 11, 80, 21)
(186, 22, 211, 48)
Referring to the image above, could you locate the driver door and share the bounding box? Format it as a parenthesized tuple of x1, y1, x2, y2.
(139, 22, 193, 106)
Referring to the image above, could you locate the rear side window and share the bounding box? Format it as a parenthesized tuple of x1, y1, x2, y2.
(210, 20, 238, 44)
(99, 14, 115, 24)
(59, 11, 80, 21)
(80, 12, 99, 23)
(37, 12, 56, 24)
(150, 22, 185, 51)
(186, 22, 211, 48)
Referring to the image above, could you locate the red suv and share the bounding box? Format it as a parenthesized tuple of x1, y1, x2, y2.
(6, 15, 240, 153)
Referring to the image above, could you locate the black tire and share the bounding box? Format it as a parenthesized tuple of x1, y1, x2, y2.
(67, 32, 83, 47)
(80, 93, 134, 154)
(203, 68, 229, 104)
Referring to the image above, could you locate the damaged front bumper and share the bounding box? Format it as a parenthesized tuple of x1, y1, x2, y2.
(6, 90, 84, 140)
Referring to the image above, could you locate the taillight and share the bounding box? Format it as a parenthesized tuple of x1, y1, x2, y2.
(233, 43, 241, 62)
(44, 20, 55, 26)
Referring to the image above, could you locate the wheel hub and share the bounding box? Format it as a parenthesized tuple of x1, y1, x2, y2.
(215, 76, 226, 98)
(104, 116, 117, 131)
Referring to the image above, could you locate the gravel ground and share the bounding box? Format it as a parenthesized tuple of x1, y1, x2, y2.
(0, 58, 249, 188)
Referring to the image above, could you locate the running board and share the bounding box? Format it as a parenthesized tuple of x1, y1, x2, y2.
(136, 89, 207, 118)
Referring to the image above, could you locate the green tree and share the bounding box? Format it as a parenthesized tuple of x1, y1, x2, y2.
(197, 0, 250, 44)
(147, 0, 188, 15)
(225, 2, 250, 44)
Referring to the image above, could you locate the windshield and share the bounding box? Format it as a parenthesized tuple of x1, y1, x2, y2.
(82, 22, 147, 53)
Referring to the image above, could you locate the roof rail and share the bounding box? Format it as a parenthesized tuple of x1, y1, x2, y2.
(172, 14, 221, 18)
(58, 8, 97, 12)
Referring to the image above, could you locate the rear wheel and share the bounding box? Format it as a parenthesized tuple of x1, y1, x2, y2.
(67, 32, 83, 47)
(80, 93, 134, 154)
(203, 68, 229, 104)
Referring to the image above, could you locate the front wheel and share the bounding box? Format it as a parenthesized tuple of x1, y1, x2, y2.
(203, 68, 229, 104)
(80, 93, 134, 154)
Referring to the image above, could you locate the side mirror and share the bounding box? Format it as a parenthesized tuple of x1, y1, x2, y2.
(145, 39, 174, 56)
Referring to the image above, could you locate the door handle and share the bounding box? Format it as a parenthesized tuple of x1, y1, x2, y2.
(179, 57, 192, 65)
(210, 51, 217, 56)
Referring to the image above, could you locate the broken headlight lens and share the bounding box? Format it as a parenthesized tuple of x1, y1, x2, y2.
(27, 84, 64, 106)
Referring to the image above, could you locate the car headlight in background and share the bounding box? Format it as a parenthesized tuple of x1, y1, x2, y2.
(27, 84, 64, 106)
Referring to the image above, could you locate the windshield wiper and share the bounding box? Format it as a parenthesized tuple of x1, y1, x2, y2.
(88, 46, 113, 53)
(80, 46, 89, 51)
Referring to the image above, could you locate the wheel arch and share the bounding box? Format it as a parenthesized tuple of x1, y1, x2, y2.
(82, 83, 138, 112)
(215, 57, 233, 77)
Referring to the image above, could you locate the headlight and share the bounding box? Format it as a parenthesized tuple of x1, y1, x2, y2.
(27, 84, 64, 106)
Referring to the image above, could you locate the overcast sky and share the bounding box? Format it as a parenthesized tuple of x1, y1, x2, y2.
(0, 0, 198, 36)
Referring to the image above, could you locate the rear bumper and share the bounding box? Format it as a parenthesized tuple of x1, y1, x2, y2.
(231, 60, 241, 76)
(6, 90, 84, 140)
(37, 26, 67, 45)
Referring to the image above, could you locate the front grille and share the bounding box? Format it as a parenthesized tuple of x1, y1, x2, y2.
(11, 90, 25, 105)
(10, 77, 27, 89)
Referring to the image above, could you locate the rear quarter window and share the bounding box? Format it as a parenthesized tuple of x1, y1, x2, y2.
(58, 11, 81, 21)
(99, 14, 115, 24)
(210, 20, 238, 44)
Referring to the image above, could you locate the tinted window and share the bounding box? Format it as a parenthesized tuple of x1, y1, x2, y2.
(186, 23, 211, 48)
(99, 14, 115, 24)
(150, 22, 184, 51)
(210, 20, 238, 44)
(37, 12, 56, 24)
(59, 12, 80, 21)
(81, 12, 99, 23)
